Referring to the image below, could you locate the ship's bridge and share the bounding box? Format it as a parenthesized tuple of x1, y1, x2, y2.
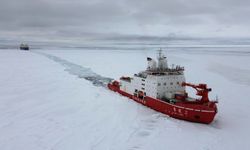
(135, 65, 184, 79)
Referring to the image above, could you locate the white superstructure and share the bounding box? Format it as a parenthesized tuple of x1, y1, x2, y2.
(120, 50, 186, 99)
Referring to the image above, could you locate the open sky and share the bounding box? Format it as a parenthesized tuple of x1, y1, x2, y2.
(0, 0, 250, 41)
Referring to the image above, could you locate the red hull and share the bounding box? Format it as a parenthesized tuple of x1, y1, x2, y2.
(108, 82, 217, 124)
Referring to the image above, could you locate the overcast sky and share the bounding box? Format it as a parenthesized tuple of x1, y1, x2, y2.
(0, 0, 250, 41)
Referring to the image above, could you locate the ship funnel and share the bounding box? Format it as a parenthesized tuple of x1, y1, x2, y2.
(147, 57, 157, 71)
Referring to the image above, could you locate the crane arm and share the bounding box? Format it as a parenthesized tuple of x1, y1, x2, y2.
(182, 82, 211, 103)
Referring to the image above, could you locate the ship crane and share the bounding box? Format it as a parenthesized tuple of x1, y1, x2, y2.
(182, 82, 212, 103)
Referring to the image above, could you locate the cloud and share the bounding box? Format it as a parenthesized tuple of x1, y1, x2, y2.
(0, 0, 249, 40)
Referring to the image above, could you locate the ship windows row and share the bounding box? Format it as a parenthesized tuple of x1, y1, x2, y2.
(158, 82, 180, 86)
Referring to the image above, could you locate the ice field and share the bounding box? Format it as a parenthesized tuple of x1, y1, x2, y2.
(0, 45, 250, 150)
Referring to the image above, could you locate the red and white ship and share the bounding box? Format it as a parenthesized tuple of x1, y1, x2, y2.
(108, 50, 218, 124)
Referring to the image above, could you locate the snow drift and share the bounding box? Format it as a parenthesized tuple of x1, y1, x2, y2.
(0, 48, 250, 150)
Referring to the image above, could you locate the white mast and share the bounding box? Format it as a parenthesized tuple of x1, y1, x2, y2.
(157, 49, 168, 70)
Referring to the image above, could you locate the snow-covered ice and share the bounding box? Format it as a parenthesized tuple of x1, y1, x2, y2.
(0, 47, 250, 150)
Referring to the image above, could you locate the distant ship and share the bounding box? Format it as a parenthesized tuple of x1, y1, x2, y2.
(20, 43, 29, 50)
(108, 50, 218, 124)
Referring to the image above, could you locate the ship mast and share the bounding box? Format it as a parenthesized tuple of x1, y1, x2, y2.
(157, 49, 168, 71)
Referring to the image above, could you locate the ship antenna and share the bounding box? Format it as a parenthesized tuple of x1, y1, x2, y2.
(158, 48, 163, 59)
